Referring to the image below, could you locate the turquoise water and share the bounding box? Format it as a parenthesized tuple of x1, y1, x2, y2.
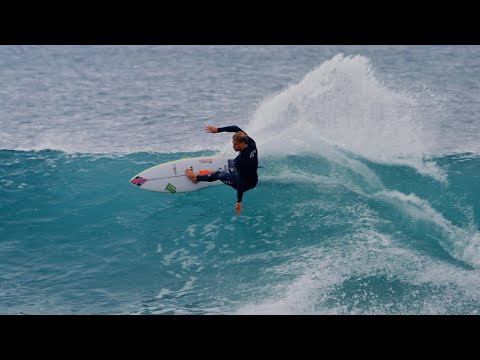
(1, 46, 480, 314)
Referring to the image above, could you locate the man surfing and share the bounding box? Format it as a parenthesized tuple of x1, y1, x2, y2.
(185, 125, 258, 215)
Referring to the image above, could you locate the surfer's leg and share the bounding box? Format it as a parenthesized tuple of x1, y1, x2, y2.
(196, 170, 223, 182)
(187, 169, 238, 188)
(217, 171, 238, 189)
(196, 170, 237, 188)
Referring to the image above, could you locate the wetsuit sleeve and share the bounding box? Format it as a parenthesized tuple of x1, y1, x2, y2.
(217, 126, 244, 133)
(236, 187, 244, 203)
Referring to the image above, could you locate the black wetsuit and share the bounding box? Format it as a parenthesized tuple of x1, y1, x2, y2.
(196, 126, 258, 202)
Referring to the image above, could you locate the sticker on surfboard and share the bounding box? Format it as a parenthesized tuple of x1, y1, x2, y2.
(130, 176, 148, 186)
(165, 183, 176, 193)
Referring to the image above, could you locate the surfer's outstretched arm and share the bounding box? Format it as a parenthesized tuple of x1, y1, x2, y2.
(205, 125, 245, 134)
(205, 126, 218, 133)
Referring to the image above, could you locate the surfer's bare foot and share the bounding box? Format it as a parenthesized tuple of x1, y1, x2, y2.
(185, 168, 198, 183)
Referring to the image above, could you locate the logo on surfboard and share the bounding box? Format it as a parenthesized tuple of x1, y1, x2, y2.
(165, 183, 177, 193)
(130, 176, 148, 186)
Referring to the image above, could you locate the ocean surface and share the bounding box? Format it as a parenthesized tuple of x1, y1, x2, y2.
(1, 45, 480, 314)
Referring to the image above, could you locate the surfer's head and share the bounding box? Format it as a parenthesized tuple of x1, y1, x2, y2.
(232, 131, 248, 152)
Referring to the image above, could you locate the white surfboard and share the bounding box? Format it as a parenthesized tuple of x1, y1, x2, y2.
(129, 156, 234, 193)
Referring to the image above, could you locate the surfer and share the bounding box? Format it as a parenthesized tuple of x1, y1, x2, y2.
(185, 125, 258, 215)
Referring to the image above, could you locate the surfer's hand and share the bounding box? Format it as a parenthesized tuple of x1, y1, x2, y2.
(235, 201, 241, 215)
(205, 126, 218, 133)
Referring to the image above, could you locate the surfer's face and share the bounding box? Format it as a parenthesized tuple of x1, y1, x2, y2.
(232, 140, 246, 152)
